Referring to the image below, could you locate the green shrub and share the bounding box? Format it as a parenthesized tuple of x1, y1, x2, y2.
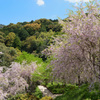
(0, 43, 18, 66)
(15, 51, 54, 86)
(34, 87, 43, 99)
(8, 93, 39, 100)
(16, 51, 51, 86)
(40, 96, 53, 100)
(47, 83, 77, 94)
(54, 83, 100, 100)
(15, 51, 43, 64)
(32, 61, 51, 86)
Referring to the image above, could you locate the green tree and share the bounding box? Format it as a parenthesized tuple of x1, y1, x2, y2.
(13, 36, 21, 49)
(18, 28, 30, 41)
(36, 30, 54, 54)
(5, 32, 16, 47)
(34, 19, 52, 32)
(0, 43, 18, 66)
(24, 23, 41, 35)
(23, 36, 37, 53)
(0, 31, 5, 43)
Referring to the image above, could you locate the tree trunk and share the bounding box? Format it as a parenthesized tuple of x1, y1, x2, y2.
(78, 75, 81, 86)
(98, 40, 100, 83)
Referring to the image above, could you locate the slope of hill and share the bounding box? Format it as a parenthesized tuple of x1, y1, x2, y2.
(0, 24, 4, 29)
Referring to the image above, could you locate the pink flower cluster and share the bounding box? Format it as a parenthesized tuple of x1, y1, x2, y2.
(0, 61, 37, 99)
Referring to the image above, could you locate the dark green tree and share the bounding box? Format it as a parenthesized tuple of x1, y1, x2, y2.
(13, 36, 21, 49)
(18, 28, 30, 41)
(23, 36, 37, 53)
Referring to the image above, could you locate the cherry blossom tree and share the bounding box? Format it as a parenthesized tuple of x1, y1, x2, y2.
(0, 61, 37, 99)
(44, 0, 100, 85)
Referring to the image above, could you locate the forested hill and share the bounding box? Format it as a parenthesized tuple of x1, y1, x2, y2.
(0, 19, 62, 35)
(0, 18, 63, 60)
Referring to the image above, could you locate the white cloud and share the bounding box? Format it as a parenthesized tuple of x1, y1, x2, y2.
(64, 0, 89, 3)
(37, 0, 45, 6)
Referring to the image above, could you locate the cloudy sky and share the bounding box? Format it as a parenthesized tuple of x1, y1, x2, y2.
(0, 0, 90, 25)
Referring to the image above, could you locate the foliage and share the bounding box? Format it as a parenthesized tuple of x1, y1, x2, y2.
(47, 83, 77, 94)
(12, 36, 21, 49)
(34, 87, 43, 99)
(8, 93, 39, 100)
(32, 61, 51, 86)
(0, 43, 18, 66)
(5, 32, 15, 45)
(40, 96, 53, 100)
(16, 51, 52, 86)
(0, 18, 62, 56)
(18, 28, 29, 41)
(0, 31, 5, 43)
(22, 36, 37, 53)
(34, 18, 62, 32)
(5, 32, 16, 47)
(31, 53, 53, 86)
(54, 83, 100, 100)
(15, 48, 22, 55)
(15, 51, 43, 64)
(36, 30, 54, 54)
(22, 30, 54, 54)
(15, 51, 51, 85)
(24, 23, 41, 35)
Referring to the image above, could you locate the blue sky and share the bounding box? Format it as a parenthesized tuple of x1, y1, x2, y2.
(0, 0, 89, 25)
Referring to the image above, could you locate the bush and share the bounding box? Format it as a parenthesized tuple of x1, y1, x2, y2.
(8, 93, 39, 100)
(15, 51, 43, 64)
(34, 87, 43, 99)
(32, 61, 51, 86)
(54, 83, 100, 100)
(15, 51, 51, 85)
(0, 43, 18, 66)
(47, 83, 77, 94)
(40, 96, 53, 100)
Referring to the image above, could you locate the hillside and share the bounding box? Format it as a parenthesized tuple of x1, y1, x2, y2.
(0, 24, 4, 28)
(0, 18, 63, 60)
